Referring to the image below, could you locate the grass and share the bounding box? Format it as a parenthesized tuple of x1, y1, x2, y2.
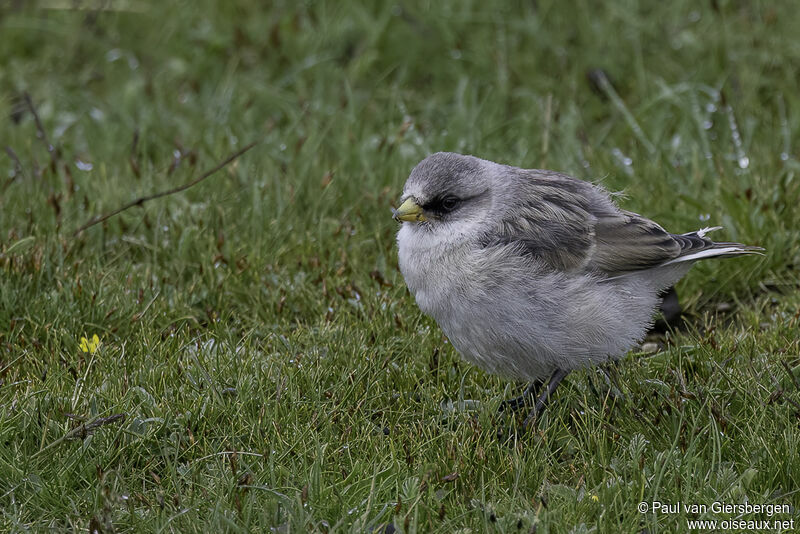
(1, 0, 799, 531)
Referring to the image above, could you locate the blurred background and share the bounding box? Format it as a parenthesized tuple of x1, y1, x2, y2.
(2, 1, 797, 304)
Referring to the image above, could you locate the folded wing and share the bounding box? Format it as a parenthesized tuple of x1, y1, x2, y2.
(487, 170, 759, 276)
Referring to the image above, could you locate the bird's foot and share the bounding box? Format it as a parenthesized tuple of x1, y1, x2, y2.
(498, 380, 544, 413)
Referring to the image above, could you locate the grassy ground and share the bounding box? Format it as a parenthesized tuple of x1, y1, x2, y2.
(1, 1, 799, 532)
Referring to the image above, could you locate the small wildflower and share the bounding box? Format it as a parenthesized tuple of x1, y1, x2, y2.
(591, 494, 599, 502)
(80, 334, 101, 354)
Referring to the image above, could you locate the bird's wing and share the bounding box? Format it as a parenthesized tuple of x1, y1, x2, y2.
(588, 209, 683, 274)
(487, 172, 684, 274)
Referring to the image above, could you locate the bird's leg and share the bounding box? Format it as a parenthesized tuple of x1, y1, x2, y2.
(498, 379, 544, 413)
(522, 369, 570, 430)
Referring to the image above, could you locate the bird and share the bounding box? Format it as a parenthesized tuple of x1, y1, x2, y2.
(393, 152, 762, 429)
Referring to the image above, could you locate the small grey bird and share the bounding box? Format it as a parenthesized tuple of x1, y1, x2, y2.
(393, 152, 762, 429)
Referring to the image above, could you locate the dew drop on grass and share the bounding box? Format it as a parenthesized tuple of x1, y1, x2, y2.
(611, 148, 633, 176)
(611, 148, 633, 167)
(726, 105, 750, 170)
(106, 48, 123, 62)
(75, 160, 93, 171)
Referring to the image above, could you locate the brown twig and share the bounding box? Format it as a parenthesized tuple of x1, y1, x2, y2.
(23, 92, 58, 172)
(129, 129, 141, 178)
(33, 413, 126, 457)
(3, 146, 25, 192)
(81, 413, 127, 433)
(781, 359, 800, 392)
(4, 146, 25, 177)
(73, 141, 257, 237)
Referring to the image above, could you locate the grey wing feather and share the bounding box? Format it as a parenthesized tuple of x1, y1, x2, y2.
(487, 172, 596, 271)
(588, 210, 682, 274)
(592, 222, 761, 273)
(487, 170, 735, 275)
(493, 204, 593, 271)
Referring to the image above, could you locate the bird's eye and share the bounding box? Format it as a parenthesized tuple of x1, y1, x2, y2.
(439, 196, 459, 212)
(423, 195, 460, 215)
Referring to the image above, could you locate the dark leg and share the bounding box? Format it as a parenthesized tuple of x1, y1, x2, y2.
(522, 369, 570, 430)
(649, 286, 681, 334)
(498, 379, 544, 413)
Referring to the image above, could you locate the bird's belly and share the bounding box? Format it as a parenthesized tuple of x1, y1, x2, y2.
(418, 269, 658, 381)
(397, 232, 659, 381)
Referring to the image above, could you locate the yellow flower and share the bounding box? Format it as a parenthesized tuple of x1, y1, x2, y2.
(591, 494, 599, 502)
(80, 334, 100, 354)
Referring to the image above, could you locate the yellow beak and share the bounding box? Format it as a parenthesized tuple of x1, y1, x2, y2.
(392, 197, 427, 222)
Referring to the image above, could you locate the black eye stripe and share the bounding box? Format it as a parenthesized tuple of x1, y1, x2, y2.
(423, 195, 460, 213)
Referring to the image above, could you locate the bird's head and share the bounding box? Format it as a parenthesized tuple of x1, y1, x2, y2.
(393, 152, 500, 233)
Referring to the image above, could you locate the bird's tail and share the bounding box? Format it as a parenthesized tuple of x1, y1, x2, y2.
(661, 226, 764, 266)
